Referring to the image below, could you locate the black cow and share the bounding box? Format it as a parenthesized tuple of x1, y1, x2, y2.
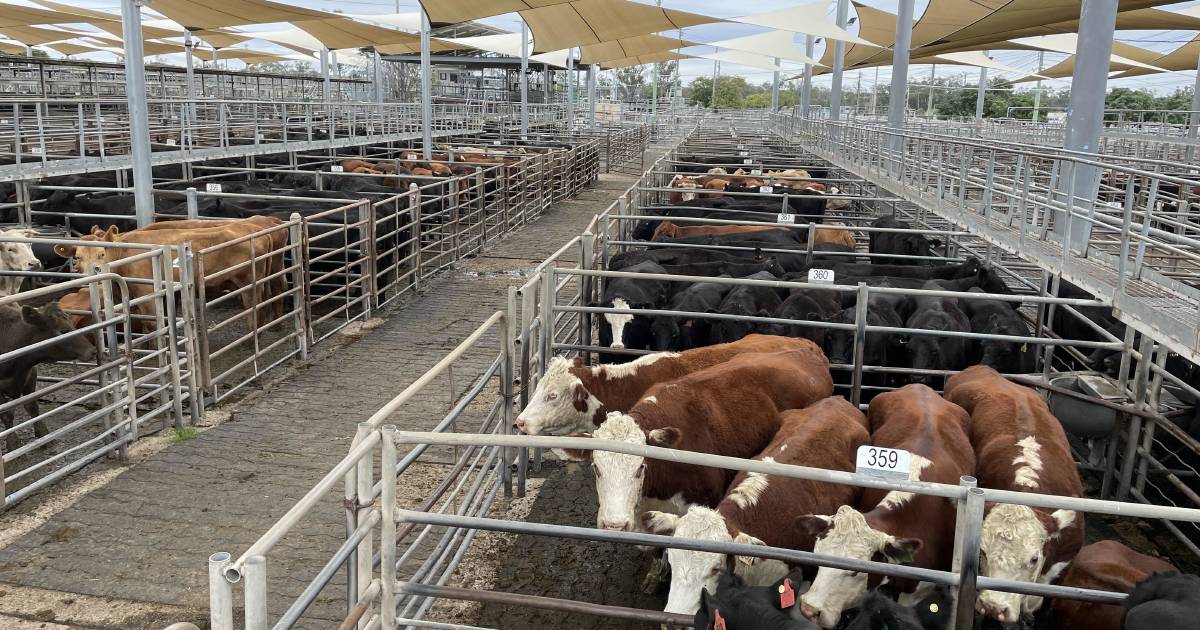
(963, 288, 1035, 374)
(762, 288, 841, 345)
(825, 294, 907, 398)
(709, 271, 784, 343)
(815, 258, 981, 282)
(609, 246, 754, 271)
(661, 258, 785, 279)
(905, 281, 972, 386)
(39, 191, 177, 232)
(650, 277, 733, 351)
(869, 216, 941, 266)
(1122, 572, 1200, 630)
(596, 260, 670, 359)
(1, 303, 96, 452)
(694, 571, 815, 630)
(841, 592, 923, 630)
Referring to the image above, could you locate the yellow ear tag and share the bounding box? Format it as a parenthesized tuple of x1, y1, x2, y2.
(1020, 343, 1029, 353)
(929, 603, 939, 613)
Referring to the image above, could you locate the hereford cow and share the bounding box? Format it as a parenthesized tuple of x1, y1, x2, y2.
(797, 384, 975, 628)
(943, 365, 1083, 625)
(515, 334, 808, 435)
(0, 229, 41, 297)
(643, 397, 869, 615)
(668, 175, 702, 204)
(1, 303, 96, 452)
(652, 221, 788, 241)
(1048, 540, 1175, 630)
(564, 344, 833, 533)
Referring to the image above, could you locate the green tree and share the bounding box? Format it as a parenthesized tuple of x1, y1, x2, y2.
(615, 66, 645, 100)
(1105, 87, 1155, 111)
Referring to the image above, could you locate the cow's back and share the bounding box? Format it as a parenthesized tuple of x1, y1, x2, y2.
(720, 397, 869, 550)
(1051, 541, 1175, 630)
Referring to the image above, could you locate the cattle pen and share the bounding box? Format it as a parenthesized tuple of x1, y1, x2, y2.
(0, 1, 1200, 629)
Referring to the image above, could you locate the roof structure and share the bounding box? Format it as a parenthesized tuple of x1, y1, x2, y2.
(707, 30, 822, 65)
(417, 0, 575, 27)
(734, 1, 879, 47)
(0, 24, 78, 45)
(139, 0, 331, 31)
(603, 50, 690, 70)
(579, 34, 695, 65)
(520, 0, 719, 54)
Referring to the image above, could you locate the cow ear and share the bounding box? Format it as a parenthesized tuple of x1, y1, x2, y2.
(732, 531, 766, 567)
(1049, 509, 1076, 537)
(102, 226, 119, 242)
(572, 356, 585, 368)
(883, 537, 922, 564)
(647, 427, 681, 448)
(20, 304, 42, 324)
(795, 514, 833, 539)
(53, 244, 76, 259)
(90, 225, 105, 237)
(552, 431, 593, 462)
(641, 510, 679, 535)
(572, 383, 590, 412)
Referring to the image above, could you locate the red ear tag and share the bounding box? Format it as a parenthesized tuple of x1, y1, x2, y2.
(682, 319, 694, 328)
(779, 578, 796, 608)
(713, 609, 727, 630)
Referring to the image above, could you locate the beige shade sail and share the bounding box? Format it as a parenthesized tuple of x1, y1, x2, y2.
(143, 0, 332, 30)
(194, 30, 252, 49)
(1016, 40, 1162, 82)
(438, 32, 526, 57)
(603, 50, 689, 70)
(94, 21, 180, 40)
(735, 1, 879, 47)
(1018, 34, 1165, 71)
(294, 17, 430, 50)
(0, 24, 76, 45)
(0, 2, 108, 27)
(195, 47, 290, 62)
(349, 13, 423, 31)
(521, 0, 721, 54)
(42, 41, 100, 55)
(708, 30, 821, 65)
(248, 29, 324, 51)
(933, 50, 1047, 77)
(696, 49, 784, 72)
(579, 34, 695, 65)
(418, 0, 575, 27)
(0, 40, 27, 53)
(142, 40, 186, 56)
(375, 38, 463, 55)
(816, 1, 896, 73)
(1111, 34, 1200, 79)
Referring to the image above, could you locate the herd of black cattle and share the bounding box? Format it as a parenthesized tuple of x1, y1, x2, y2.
(594, 156, 1200, 435)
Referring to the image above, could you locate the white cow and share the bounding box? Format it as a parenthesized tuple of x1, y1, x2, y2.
(0, 229, 40, 297)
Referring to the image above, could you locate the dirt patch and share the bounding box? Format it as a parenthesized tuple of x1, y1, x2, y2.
(0, 583, 205, 629)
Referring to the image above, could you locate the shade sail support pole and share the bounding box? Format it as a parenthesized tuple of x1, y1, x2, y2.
(120, 0, 154, 228)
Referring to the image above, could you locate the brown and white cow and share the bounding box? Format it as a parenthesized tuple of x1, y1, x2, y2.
(668, 175, 701, 204)
(797, 384, 975, 628)
(642, 397, 869, 615)
(515, 334, 810, 436)
(1048, 540, 1175, 630)
(943, 365, 1084, 624)
(651, 220, 788, 241)
(566, 344, 833, 533)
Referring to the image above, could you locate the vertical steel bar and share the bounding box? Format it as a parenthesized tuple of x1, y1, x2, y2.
(244, 555, 268, 630)
(888, 0, 916, 132)
(829, 0, 850, 121)
(801, 35, 814, 117)
(420, 12, 433, 160)
(520, 22, 530, 138)
(381, 424, 398, 630)
(953, 488, 986, 630)
(849, 283, 868, 407)
(120, 0, 155, 227)
(208, 552, 234, 630)
(1032, 50, 1045, 123)
(975, 52, 988, 119)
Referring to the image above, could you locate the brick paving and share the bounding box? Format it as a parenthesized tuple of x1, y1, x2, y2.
(0, 171, 639, 628)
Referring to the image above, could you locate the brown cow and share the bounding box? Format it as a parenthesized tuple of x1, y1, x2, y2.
(813, 223, 857, 251)
(340, 159, 377, 172)
(58, 288, 93, 328)
(566, 343, 833, 533)
(668, 175, 701, 204)
(651, 220, 789, 242)
(943, 365, 1084, 624)
(1048, 540, 1175, 630)
(643, 397, 870, 615)
(797, 384, 976, 628)
(515, 334, 812, 435)
(54, 218, 287, 330)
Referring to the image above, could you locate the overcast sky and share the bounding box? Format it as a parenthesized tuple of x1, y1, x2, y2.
(41, 0, 1200, 96)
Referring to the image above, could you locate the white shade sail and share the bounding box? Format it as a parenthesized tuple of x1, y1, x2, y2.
(247, 28, 324, 52)
(707, 30, 822, 66)
(933, 51, 1049, 78)
(1015, 34, 1166, 72)
(349, 13, 422, 31)
(438, 33, 526, 57)
(694, 49, 785, 72)
(531, 49, 571, 68)
(735, 1, 879, 47)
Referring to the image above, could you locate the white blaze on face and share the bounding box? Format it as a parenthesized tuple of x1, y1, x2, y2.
(592, 413, 648, 531)
(645, 507, 767, 616)
(515, 356, 597, 435)
(800, 506, 892, 628)
(976, 504, 1076, 623)
(605, 297, 635, 349)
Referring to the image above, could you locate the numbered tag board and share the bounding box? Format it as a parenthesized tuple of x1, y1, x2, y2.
(807, 268, 835, 284)
(330, 165, 344, 172)
(743, 159, 754, 164)
(750, 169, 763, 176)
(855, 445, 911, 481)
(493, 140, 502, 145)
(739, 150, 749, 156)
(759, 186, 774, 194)
(205, 183, 222, 193)
(777, 213, 795, 224)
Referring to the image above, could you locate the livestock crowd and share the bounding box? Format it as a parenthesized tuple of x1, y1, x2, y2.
(510, 156, 1199, 629)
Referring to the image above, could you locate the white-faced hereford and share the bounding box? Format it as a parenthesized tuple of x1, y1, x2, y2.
(566, 341, 833, 534)
(943, 365, 1083, 625)
(515, 334, 811, 436)
(797, 384, 976, 628)
(642, 396, 869, 615)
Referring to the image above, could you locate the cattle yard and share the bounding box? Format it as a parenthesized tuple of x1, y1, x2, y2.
(0, 67, 1199, 630)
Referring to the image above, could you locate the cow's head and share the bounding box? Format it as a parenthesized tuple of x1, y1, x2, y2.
(572, 412, 680, 532)
(53, 225, 120, 273)
(641, 506, 766, 615)
(0, 230, 41, 276)
(976, 504, 1075, 623)
(15, 303, 96, 362)
(796, 506, 923, 628)
(605, 297, 636, 349)
(514, 356, 599, 435)
(670, 175, 700, 202)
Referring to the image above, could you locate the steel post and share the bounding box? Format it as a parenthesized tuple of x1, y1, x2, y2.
(184, 30, 196, 101)
(871, 66, 879, 116)
(1056, 0, 1117, 250)
(652, 58, 659, 125)
(829, 0, 850, 121)
(801, 35, 814, 117)
(926, 64, 936, 116)
(711, 60, 719, 109)
(1189, 47, 1200, 140)
(244, 555, 268, 630)
(975, 52, 988, 119)
(567, 49, 576, 128)
(120, 0, 155, 227)
(420, 10, 433, 160)
(374, 50, 384, 103)
(954, 488, 986, 629)
(1032, 51, 1045, 123)
(520, 22, 530, 137)
(588, 64, 597, 128)
(320, 47, 331, 103)
(771, 57, 781, 111)
(888, 0, 916, 131)
(208, 552, 234, 630)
